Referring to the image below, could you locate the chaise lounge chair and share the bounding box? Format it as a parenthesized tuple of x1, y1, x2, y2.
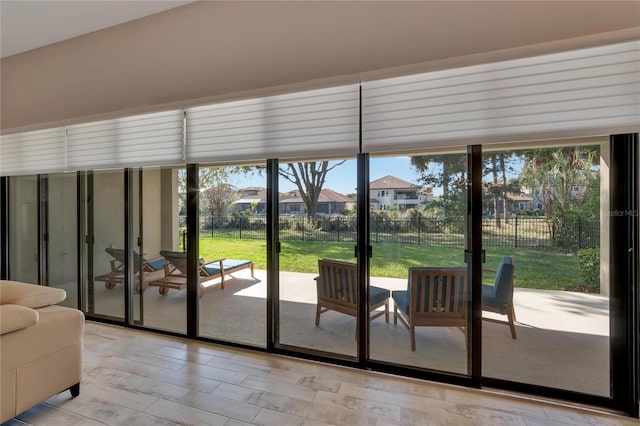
(94, 248, 166, 293)
(151, 250, 254, 297)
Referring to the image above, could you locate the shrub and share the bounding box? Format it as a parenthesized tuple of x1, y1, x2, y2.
(577, 247, 600, 292)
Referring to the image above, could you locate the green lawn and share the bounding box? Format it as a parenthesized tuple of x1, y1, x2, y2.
(198, 237, 581, 291)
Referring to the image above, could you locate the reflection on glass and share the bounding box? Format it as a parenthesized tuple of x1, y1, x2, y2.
(278, 159, 358, 356)
(198, 165, 266, 346)
(369, 154, 470, 375)
(481, 141, 610, 397)
(9, 175, 38, 284)
(48, 173, 78, 308)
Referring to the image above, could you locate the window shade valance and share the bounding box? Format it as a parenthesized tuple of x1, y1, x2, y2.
(362, 40, 640, 153)
(186, 84, 360, 163)
(66, 110, 184, 171)
(0, 127, 66, 176)
(2, 41, 638, 176)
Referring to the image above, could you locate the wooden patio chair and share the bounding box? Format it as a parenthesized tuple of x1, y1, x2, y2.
(482, 256, 517, 339)
(392, 267, 468, 351)
(315, 259, 390, 330)
(151, 250, 254, 297)
(94, 247, 166, 293)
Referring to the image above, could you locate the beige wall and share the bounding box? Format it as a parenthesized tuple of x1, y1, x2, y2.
(1, 1, 639, 132)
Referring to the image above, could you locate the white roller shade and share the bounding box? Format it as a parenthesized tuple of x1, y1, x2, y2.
(0, 128, 66, 176)
(186, 84, 360, 163)
(66, 110, 184, 170)
(362, 40, 640, 153)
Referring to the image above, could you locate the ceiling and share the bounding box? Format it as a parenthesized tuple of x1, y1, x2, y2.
(0, 0, 195, 58)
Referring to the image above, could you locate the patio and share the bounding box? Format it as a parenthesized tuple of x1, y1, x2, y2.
(88, 269, 610, 398)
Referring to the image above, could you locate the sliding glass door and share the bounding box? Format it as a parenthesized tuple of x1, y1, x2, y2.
(481, 139, 611, 397)
(197, 164, 267, 347)
(46, 173, 78, 308)
(84, 170, 125, 320)
(131, 167, 187, 333)
(8, 175, 38, 284)
(368, 152, 473, 376)
(277, 158, 359, 357)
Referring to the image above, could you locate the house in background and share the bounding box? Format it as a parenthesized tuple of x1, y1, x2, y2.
(280, 188, 354, 216)
(369, 175, 434, 211)
(234, 187, 267, 214)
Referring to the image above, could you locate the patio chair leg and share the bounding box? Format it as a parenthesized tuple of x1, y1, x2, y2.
(315, 304, 321, 327)
(410, 325, 416, 351)
(507, 310, 517, 339)
(384, 301, 389, 323)
(393, 304, 398, 325)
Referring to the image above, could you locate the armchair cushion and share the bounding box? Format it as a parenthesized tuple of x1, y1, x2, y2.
(0, 305, 38, 335)
(369, 286, 391, 307)
(0, 281, 66, 309)
(391, 290, 409, 314)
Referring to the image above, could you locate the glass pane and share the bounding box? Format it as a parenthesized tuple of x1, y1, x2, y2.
(481, 140, 610, 396)
(369, 154, 470, 375)
(133, 167, 186, 334)
(87, 170, 124, 319)
(278, 158, 358, 356)
(9, 175, 38, 284)
(198, 165, 267, 347)
(48, 173, 78, 308)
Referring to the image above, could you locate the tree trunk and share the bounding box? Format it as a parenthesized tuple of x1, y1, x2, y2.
(500, 153, 509, 224)
(492, 154, 501, 228)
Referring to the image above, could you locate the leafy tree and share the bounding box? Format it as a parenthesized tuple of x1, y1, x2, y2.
(177, 167, 239, 223)
(518, 145, 599, 249)
(410, 154, 466, 201)
(483, 151, 520, 226)
(279, 161, 345, 219)
(199, 168, 238, 224)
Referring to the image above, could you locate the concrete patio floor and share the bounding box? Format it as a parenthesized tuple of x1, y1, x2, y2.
(85, 269, 610, 398)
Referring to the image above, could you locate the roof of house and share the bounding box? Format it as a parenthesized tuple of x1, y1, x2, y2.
(237, 187, 267, 200)
(279, 189, 353, 203)
(370, 175, 419, 190)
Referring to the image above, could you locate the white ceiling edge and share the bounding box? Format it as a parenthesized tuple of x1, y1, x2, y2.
(0, 0, 195, 58)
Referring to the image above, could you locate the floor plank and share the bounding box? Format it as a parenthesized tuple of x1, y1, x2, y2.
(5, 321, 636, 426)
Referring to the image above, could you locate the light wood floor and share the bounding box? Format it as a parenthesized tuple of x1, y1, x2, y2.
(3, 321, 636, 426)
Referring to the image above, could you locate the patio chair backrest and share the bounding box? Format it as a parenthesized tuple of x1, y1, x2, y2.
(408, 267, 468, 327)
(492, 257, 514, 302)
(317, 259, 358, 309)
(105, 247, 145, 273)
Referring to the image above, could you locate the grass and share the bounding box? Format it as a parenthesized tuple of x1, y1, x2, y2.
(198, 237, 581, 291)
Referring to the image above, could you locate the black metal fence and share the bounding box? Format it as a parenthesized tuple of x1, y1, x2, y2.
(187, 215, 599, 252)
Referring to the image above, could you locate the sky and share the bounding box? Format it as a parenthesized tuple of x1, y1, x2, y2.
(227, 157, 423, 195)
(225, 154, 526, 196)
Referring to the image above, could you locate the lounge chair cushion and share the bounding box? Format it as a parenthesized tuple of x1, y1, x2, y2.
(146, 258, 166, 271)
(203, 259, 252, 276)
